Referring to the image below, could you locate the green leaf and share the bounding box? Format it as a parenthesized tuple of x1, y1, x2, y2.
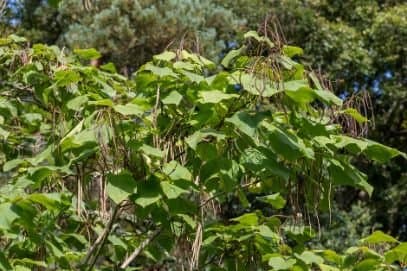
(258, 193, 286, 209)
(0, 98, 17, 117)
(163, 161, 192, 181)
(0, 252, 11, 270)
(328, 159, 373, 196)
(28, 193, 64, 211)
(0, 202, 19, 230)
(3, 158, 25, 172)
(268, 256, 296, 270)
(340, 108, 368, 123)
(309, 72, 323, 90)
(177, 214, 197, 229)
(285, 86, 316, 104)
(295, 251, 324, 265)
(264, 123, 314, 160)
(54, 70, 81, 86)
(231, 213, 258, 226)
(88, 99, 114, 107)
(198, 90, 238, 104)
(133, 179, 162, 208)
(257, 225, 279, 239)
(161, 181, 188, 199)
(0, 126, 8, 139)
(181, 70, 205, 83)
(244, 31, 274, 48)
(60, 129, 97, 152)
(360, 231, 398, 244)
(107, 171, 137, 204)
(384, 242, 407, 264)
(140, 144, 164, 158)
(319, 264, 340, 271)
(283, 45, 303, 57)
(233, 72, 280, 97)
(47, 0, 62, 8)
(74, 48, 101, 60)
(67, 95, 88, 111)
(314, 89, 343, 106)
(94, 77, 116, 97)
(353, 259, 381, 271)
(22, 113, 42, 123)
(180, 50, 215, 68)
(14, 265, 31, 271)
(226, 111, 266, 138)
(144, 63, 178, 78)
(45, 240, 64, 258)
(162, 91, 183, 106)
(114, 103, 144, 116)
(364, 139, 406, 163)
(331, 135, 368, 154)
(13, 258, 47, 268)
(240, 147, 290, 181)
(185, 129, 226, 150)
(100, 62, 117, 73)
(221, 46, 246, 68)
(284, 80, 309, 91)
(154, 51, 176, 62)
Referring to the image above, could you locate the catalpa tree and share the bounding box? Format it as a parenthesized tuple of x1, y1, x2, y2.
(0, 33, 406, 270)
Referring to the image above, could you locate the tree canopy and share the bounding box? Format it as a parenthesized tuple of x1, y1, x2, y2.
(0, 31, 406, 270)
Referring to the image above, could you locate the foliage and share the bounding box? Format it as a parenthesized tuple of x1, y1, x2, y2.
(7, 0, 244, 72)
(0, 32, 406, 270)
(252, 0, 407, 241)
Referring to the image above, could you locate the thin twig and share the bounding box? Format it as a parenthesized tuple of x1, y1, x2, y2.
(199, 179, 261, 208)
(81, 202, 122, 269)
(120, 228, 162, 269)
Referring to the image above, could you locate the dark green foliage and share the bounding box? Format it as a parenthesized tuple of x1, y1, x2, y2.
(0, 32, 406, 270)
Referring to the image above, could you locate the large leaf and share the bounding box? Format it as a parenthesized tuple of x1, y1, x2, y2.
(340, 108, 368, 124)
(384, 242, 407, 264)
(0, 252, 11, 270)
(231, 213, 259, 226)
(232, 72, 280, 97)
(143, 63, 178, 78)
(163, 161, 192, 181)
(114, 103, 144, 116)
(226, 111, 266, 138)
(360, 231, 398, 244)
(67, 95, 88, 111)
(364, 139, 406, 163)
(107, 171, 137, 204)
(221, 46, 246, 68)
(73, 48, 101, 60)
(244, 31, 274, 48)
(162, 91, 183, 106)
(185, 129, 226, 150)
(295, 251, 324, 265)
(314, 89, 343, 106)
(153, 51, 176, 62)
(198, 90, 238, 104)
(240, 147, 290, 181)
(257, 193, 286, 209)
(268, 256, 296, 270)
(0, 202, 19, 230)
(133, 178, 162, 208)
(263, 123, 314, 160)
(160, 181, 188, 199)
(328, 159, 373, 196)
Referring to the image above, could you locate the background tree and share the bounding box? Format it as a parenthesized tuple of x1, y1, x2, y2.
(2, 0, 407, 248)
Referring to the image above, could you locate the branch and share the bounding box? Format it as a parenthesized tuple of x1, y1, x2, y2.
(120, 228, 162, 269)
(199, 179, 261, 208)
(80, 202, 122, 270)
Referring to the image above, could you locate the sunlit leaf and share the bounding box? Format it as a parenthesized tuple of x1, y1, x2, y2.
(107, 171, 137, 204)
